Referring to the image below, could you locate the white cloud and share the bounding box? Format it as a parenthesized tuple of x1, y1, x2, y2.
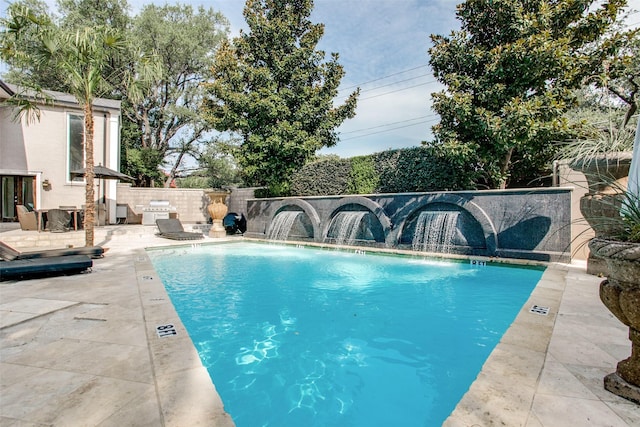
(23, 0, 640, 159)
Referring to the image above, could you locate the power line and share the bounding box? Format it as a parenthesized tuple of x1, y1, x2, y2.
(355, 74, 437, 95)
(339, 118, 439, 141)
(340, 114, 438, 135)
(356, 81, 434, 102)
(339, 64, 431, 92)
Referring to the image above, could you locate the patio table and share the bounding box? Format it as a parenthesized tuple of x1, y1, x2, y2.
(35, 207, 81, 232)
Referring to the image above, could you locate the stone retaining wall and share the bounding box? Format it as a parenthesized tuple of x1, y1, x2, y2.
(245, 188, 573, 262)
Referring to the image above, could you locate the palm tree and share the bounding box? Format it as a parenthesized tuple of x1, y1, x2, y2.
(43, 27, 126, 246)
(2, 6, 157, 246)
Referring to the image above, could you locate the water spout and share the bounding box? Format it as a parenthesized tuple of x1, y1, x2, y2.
(412, 211, 460, 253)
(268, 211, 302, 241)
(328, 211, 367, 245)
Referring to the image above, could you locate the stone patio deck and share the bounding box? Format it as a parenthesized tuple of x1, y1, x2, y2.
(0, 225, 638, 426)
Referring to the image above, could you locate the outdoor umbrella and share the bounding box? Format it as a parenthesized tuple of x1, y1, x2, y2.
(71, 163, 134, 204)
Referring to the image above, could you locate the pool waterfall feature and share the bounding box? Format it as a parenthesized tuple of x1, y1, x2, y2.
(247, 188, 573, 262)
(327, 211, 367, 245)
(267, 211, 302, 240)
(412, 211, 460, 253)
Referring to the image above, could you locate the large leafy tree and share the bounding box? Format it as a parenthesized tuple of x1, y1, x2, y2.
(429, 0, 631, 189)
(601, 28, 640, 127)
(204, 0, 359, 195)
(1, 0, 64, 92)
(1, 6, 127, 246)
(122, 4, 229, 187)
(3, 0, 230, 188)
(177, 141, 243, 189)
(2, 0, 131, 92)
(56, 0, 130, 30)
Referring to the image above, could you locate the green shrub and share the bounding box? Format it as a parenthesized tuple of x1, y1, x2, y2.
(348, 156, 379, 194)
(289, 144, 480, 196)
(374, 145, 479, 193)
(290, 158, 351, 196)
(254, 181, 292, 198)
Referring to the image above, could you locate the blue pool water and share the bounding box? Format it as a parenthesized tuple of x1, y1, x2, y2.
(148, 242, 543, 426)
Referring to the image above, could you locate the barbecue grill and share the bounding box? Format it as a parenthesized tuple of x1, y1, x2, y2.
(142, 200, 174, 225)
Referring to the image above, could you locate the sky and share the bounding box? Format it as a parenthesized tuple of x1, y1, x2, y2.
(7, 0, 640, 159)
(129, 0, 640, 158)
(125, 0, 463, 158)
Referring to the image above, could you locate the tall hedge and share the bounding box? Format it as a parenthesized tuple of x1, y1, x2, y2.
(290, 158, 352, 196)
(373, 145, 479, 193)
(348, 156, 379, 194)
(290, 145, 479, 196)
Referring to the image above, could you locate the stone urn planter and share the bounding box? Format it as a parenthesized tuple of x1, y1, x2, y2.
(205, 189, 230, 238)
(589, 237, 640, 404)
(570, 153, 633, 275)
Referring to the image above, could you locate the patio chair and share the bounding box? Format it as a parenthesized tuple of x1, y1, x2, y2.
(156, 218, 204, 240)
(47, 209, 71, 232)
(0, 241, 105, 261)
(16, 205, 38, 231)
(0, 255, 92, 281)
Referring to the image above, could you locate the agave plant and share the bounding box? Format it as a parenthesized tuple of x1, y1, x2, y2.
(558, 122, 635, 170)
(579, 177, 640, 243)
(620, 187, 640, 243)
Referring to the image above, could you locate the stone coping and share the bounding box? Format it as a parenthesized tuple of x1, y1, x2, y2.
(135, 241, 566, 425)
(2, 231, 637, 425)
(133, 248, 234, 426)
(140, 241, 638, 425)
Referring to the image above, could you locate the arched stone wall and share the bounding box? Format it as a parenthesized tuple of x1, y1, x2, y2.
(245, 188, 572, 262)
(270, 198, 322, 241)
(324, 196, 393, 246)
(394, 194, 497, 255)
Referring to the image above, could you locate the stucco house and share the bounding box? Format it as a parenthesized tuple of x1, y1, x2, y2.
(0, 80, 122, 225)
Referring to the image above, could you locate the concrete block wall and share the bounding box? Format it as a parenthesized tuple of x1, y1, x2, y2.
(116, 184, 258, 224)
(226, 187, 261, 218)
(116, 184, 212, 223)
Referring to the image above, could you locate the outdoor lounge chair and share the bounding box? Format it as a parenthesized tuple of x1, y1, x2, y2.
(156, 218, 204, 240)
(0, 241, 105, 261)
(0, 255, 92, 281)
(16, 205, 38, 230)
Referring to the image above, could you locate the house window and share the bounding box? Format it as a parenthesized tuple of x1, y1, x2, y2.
(68, 114, 84, 181)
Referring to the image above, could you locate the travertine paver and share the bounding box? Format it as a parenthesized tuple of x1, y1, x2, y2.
(1, 227, 233, 426)
(1, 226, 639, 426)
(446, 264, 640, 426)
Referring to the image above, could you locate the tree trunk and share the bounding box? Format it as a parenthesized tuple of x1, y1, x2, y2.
(165, 150, 187, 188)
(83, 103, 95, 247)
(498, 147, 515, 190)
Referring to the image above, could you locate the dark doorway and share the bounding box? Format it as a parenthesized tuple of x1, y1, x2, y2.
(1, 175, 35, 222)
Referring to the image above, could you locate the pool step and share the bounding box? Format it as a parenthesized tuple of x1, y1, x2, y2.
(0, 225, 160, 250)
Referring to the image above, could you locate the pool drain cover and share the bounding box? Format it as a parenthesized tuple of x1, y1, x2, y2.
(530, 305, 550, 315)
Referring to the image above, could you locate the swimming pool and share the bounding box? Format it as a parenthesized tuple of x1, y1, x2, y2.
(148, 242, 543, 426)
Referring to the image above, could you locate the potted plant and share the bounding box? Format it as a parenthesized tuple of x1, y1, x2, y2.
(560, 121, 635, 274)
(587, 119, 640, 404)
